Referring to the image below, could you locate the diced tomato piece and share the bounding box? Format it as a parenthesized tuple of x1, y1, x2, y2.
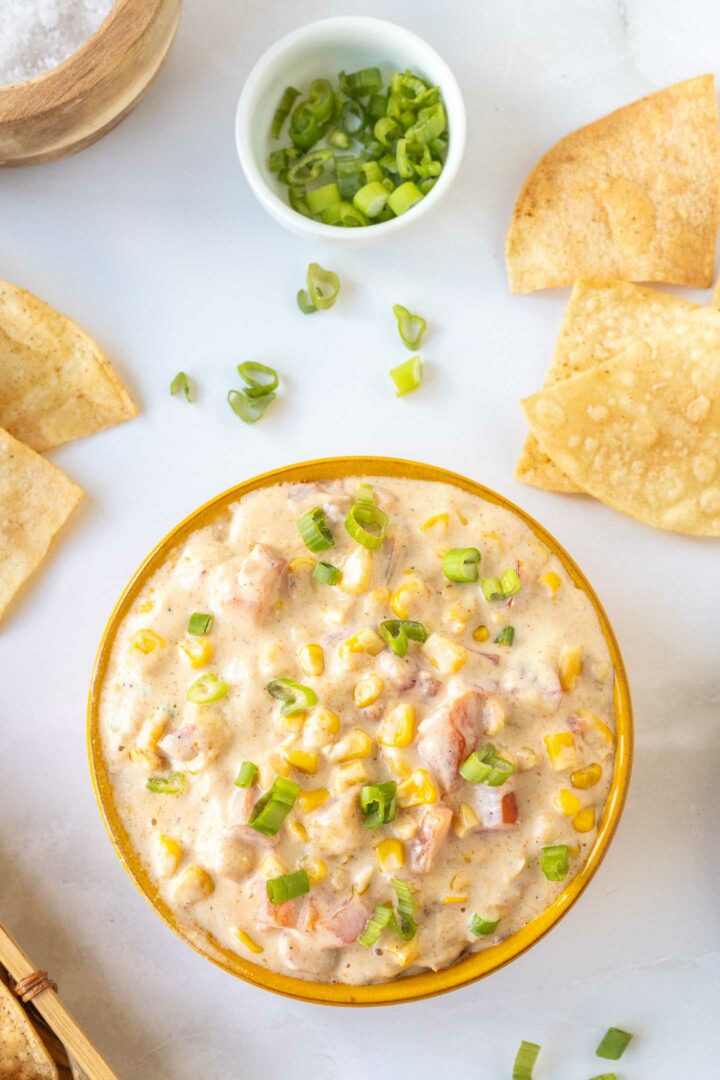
(501, 791, 518, 825)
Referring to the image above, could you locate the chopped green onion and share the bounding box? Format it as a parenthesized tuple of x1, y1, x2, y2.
(418, 176, 437, 195)
(287, 147, 333, 185)
(469, 914, 500, 936)
(406, 102, 447, 145)
(146, 771, 187, 795)
(379, 619, 428, 659)
(500, 568, 522, 597)
(236, 361, 278, 399)
(289, 185, 311, 217)
(187, 673, 228, 705)
(288, 104, 324, 151)
(249, 776, 299, 836)
(540, 844, 570, 882)
(460, 744, 515, 787)
(339, 98, 367, 136)
(187, 612, 212, 636)
(393, 304, 428, 351)
(481, 577, 505, 602)
(268, 147, 298, 173)
(494, 626, 515, 647)
(313, 561, 341, 586)
(345, 501, 389, 549)
(328, 128, 350, 149)
(368, 92, 387, 119)
(356, 482, 374, 504)
(306, 78, 334, 122)
(353, 180, 389, 218)
(334, 155, 365, 199)
(362, 160, 384, 184)
(297, 289, 317, 314)
(307, 262, 340, 310)
(589, 1075, 618, 1080)
(266, 678, 318, 716)
(442, 547, 481, 583)
(360, 781, 397, 829)
(298, 506, 334, 552)
(234, 761, 258, 788)
(271, 86, 301, 139)
(266, 869, 310, 904)
(374, 116, 402, 147)
(227, 388, 276, 424)
(390, 879, 417, 940)
(306, 182, 341, 215)
(596, 1028, 633, 1061)
(170, 371, 192, 402)
(340, 67, 382, 98)
(358, 903, 393, 947)
(335, 202, 369, 227)
(389, 355, 423, 397)
(512, 1040, 541, 1080)
(387, 180, 423, 216)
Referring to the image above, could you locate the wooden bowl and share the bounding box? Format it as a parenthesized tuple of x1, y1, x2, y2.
(0, 0, 181, 168)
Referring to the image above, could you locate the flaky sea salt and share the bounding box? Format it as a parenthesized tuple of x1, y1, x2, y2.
(0, 1, 114, 86)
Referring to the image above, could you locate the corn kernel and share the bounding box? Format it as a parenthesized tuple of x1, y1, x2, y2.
(130, 707, 169, 771)
(577, 708, 615, 745)
(553, 788, 581, 816)
(473, 624, 490, 643)
(287, 819, 309, 843)
(137, 599, 154, 614)
(451, 872, 470, 891)
(340, 545, 373, 595)
(382, 746, 412, 777)
(353, 673, 384, 708)
(544, 731, 578, 772)
(303, 707, 341, 749)
(259, 853, 287, 879)
(386, 938, 419, 968)
(234, 928, 263, 954)
(420, 513, 449, 532)
(288, 556, 315, 573)
(571, 763, 603, 790)
(423, 632, 468, 675)
(377, 703, 416, 748)
(516, 746, 538, 772)
(442, 895, 468, 905)
(375, 838, 405, 872)
(568, 843, 581, 857)
(298, 643, 325, 677)
(455, 507, 469, 525)
(539, 571, 562, 597)
(453, 802, 480, 838)
(326, 729, 373, 763)
(260, 642, 286, 677)
(444, 599, 475, 635)
(397, 768, 438, 808)
(173, 865, 214, 905)
(299, 854, 327, 883)
(390, 575, 426, 619)
(392, 813, 419, 840)
(275, 711, 306, 735)
(482, 699, 506, 737)
(572, 806, 596, 833)
(156, 834, 182, 878)
(331, 760, 370, 796)
(338, 628, 385, 667)
(296, 787, 330, 814)
(559, 645, 583, 692)
(367, 586, 391, 607)
(268, 753, 292, 778)
(177, 635, 213, 669)
(285, 748, 319, 775)
(131, 629, 167, 655)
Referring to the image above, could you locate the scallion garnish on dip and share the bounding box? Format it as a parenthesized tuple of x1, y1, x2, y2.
(512, 1040, 541, 1080)
(389, 355, 423, 397)
(249, 776, 299, 836)
(170, 371, 193, 401)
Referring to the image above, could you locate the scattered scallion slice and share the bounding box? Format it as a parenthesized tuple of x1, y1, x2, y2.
(393, 304, 428, 350)
(442, 547, 481, 583)
(481, 576, 506, 602)
(249, 776, 299, 836)
(345, 501, 389, 549)
(271, 86, 301, 139)
(500, 568, 522, 597)
(512, 1040, 541, 1080)
(306, 78, 334, 122)
(227, 388, 276, 424)
(266, 678, 318, 716)
(297, 289, 317, 315)
(313, 561, 341, 586)
(307, 262, 340, 310)
(494, 626, 515, 647)
(234, 761, 258, 788)
(187, 612, 212, 636)
(298, 506, 334, 552)
(340, 66, 383, 98)
(353, 180, 389, 218)
(170, 371, 193, 401)
(306, 181, 341, 215)
(146, 772, 187, 796)
(356, 482, 374, 504)
(469, 914, 500, 936)
(540, 844, 570, 882)
(360, 781, 397, 829)
(389, 355, 422, 397)
(358, 903, 393, 947)
(596, 1028, 633, 1061)
(460, 744, 515, 787)
(236, 362, 279, 399)
(187, 673, 228, 705)
(266, 869, 310, 904)
(379, 619, 428, 659)
(387, 180, 423, 216)
(390, 879, 417, 940)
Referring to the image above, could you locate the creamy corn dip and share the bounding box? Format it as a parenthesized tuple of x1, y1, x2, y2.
(99, 477, 616, 985)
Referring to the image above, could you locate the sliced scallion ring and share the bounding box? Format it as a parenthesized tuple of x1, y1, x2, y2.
(170, 371, 193, 402)
(360, 781, 397, 829)
(249, 776, 299, 836)
(353, 180, 389, 218)
(481, 576, 505, 602)
(307, 263, 341, 310)
(539, 844, 569, 882)
(266, 869, 310, 904)
(188, 612, 213, 636)
(297, 289, 317, 315)
(306, 78, 334, 122)
(389, 355, 423, 397)
(596, 1028, 633, 1061)
(236, 362, 279, 399)
(356, 482, 374, 504)
(298, 506, 334, 552)
(227, 389, 276, 424)
(313, 561, 341, 586)
(234, 761, 258, 788)
(379, 619, 428, 659)
(390, 878, 417, 940)
(345, 501, 389, 549)
(358, 903, 393, 947)
(266, 678, 318, 716)
(393, 304, 428, 351)
(340, 66, 383, 98)
(469, 914, 500, 937)
(271, 86, 301, 140)
(494, 626, 515, 647)
(187, 673, 229, 705)
(442, 547, 481, 583)
(512, 1040, 541, 1080)
(500, 568, 522, 597)
(146, 771, 187, 796)
(387, 181, 423, 216)
(460, 744, 515, 787)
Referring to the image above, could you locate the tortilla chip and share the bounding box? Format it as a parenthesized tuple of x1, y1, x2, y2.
(0, 428, 83, 622)
(517, 278, 701, 491)
(506, 76, 720, 293)
(0, 280, 136, 453)
(521, 310, 720, 536)
(0, 978, 59, 1079)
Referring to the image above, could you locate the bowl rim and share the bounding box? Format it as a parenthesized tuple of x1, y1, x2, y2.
(235, 15, 467, 243)
(87, 455, 633, 1006)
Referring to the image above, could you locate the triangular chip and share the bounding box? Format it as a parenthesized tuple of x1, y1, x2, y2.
(0, 280, 136, 452)
(0, 978, 59, 1079)
(522, 310, 720, 536)
(507, 76, 720, 293)
(517, 278, 701, 491)
(0, 427, 83, 622)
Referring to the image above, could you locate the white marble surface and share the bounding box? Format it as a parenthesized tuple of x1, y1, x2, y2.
(2, 1, 719, 1076)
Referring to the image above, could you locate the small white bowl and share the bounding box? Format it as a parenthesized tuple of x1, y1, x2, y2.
(236, 16, 466, 246)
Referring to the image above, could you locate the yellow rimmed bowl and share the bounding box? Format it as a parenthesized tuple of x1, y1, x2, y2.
(88, 456, 633, 1006)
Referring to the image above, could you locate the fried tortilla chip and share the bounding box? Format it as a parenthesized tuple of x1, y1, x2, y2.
(507, 76, 720, 293)
(0, 280, 136, 453)
(517, 278, 701, 491)
(0, 428, 83, 621)
(521, 310, 720, 536)
(0, 978, 59, 1079)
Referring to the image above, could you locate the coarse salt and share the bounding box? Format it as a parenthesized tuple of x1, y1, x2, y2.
(0, 0, 114, 87)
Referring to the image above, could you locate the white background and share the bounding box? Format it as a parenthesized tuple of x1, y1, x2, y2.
(2, 1, 719, 1076)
